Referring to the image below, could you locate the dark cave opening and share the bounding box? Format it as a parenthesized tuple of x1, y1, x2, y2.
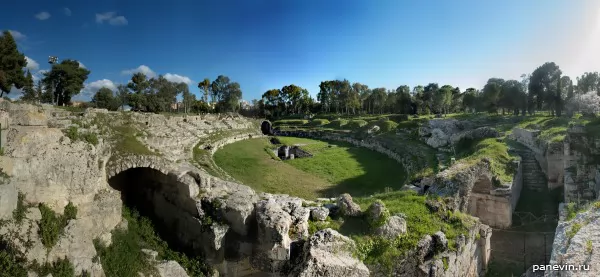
(107, 167, 199, 256)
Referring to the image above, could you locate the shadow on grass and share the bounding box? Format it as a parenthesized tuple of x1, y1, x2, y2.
(309, 140, 408, 198)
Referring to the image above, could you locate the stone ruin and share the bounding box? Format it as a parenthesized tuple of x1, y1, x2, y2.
(276, 145, 313, 160)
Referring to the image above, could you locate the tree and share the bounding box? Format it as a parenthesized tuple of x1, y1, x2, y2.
(529, 62, 562, 115)
(92, 87, 119, 111)
(116, 84, 130, 111)
(566, 91, 600, 116)
(42, 59, 90, 106)
(210, 75, 230, 104)
(433, 85, 453, 115)
(281, 84, 303, 114)
(501, 80, 526, 115)
(20, 70, 37, 102)
(197, 78, 211, 103)
(180, 83, 195, 114)
(0, 31, 27, 97)
(395, 85, 412, 114)
(462, 88, 479, 113)
(575, 72, 600, 95)
(482, 78, 504, 113)
(34, 80, 44, 102)
(127, 73, 149, 111)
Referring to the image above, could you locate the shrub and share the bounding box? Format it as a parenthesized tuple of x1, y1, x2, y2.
(33, 257, 75, 277)
(12, 193, 27, 224)
(0, 240, 28, 277)
(82, 133, 99, 146)
(39, 204, 61, 248)
(310, 119, 330, 126)
(379, 120, 399, 133)
(64, 126, 79, 141)
(38, 202, 79, 249)
(388, 114, 410, 123)
(347, 120, 368, 129)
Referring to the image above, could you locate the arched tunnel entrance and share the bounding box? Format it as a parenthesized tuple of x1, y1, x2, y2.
(107, 167, 208, 263)
(260, 120, 272, 135)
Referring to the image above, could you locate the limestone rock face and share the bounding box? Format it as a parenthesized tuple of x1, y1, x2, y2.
(547, 204, 599, 277)
(337, 193, 361, 217)
(155, 260, 190, 277)
(432, 231, 448, 253)
(427, 128, 449, 148)
(310, 207, 329, 221)
(374, 215, 407, 239)
(288, 228, 370, 277)
(449, 127, 499, 145)
(252, 199, 293, 272)
(0, 182, 17, 220)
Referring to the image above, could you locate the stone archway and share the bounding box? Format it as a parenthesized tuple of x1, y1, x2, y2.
(260, 120, 272, 135)
(107, 166, 205, 254)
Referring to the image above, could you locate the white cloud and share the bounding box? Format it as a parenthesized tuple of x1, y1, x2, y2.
(164, 73, 193, 85)
(78, 61, 86, 68)
(35, 11, 51, 20)
(7, 30, 26, 40)
(25, 57, 39, 71)
(96, 12, 128, 26)
(77, 79, 117, 101)
(64, 8, 72, 16)
(121, 65, 156, 78)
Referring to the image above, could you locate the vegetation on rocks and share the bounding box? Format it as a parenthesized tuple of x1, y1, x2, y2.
(94, 206, 211, 277)
(12, 193, 27, 224)
(38, 202, 78, 249)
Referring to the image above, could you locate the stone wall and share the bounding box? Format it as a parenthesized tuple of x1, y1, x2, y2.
(562, 125, 600, 203)
(510, 128, 565, 190)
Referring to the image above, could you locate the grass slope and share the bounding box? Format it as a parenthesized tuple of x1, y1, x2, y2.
(213, 137, 406, 199)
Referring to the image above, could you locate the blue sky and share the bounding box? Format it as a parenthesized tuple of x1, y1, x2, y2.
(3, 0, 600, 102)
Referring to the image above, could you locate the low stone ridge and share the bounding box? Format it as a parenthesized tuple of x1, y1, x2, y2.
(418, 119, 498, 150)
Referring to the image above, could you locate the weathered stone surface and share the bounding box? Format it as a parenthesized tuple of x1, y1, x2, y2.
(155, 260, 190, 277)
(288, 229, 370, 277)
(432, 231, 448, 253)
(547, 203, 598, 277)
(251, 199, 292, 272)
(337, 193, 361, 217)
(11, 109, 48, 126)
(310, 206, 329, 221)
(427, 128, 449, 148)
(0, 182, 18, 220)
(374, 215, 407, 239)
(366, 200, 388, 227)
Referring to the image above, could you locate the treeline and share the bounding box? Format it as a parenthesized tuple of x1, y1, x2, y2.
(91, 73, 243, 113)
(256, 63, 600, 118)
(0, 31, 243, 113)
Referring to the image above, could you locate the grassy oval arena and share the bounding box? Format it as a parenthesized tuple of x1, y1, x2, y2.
(213, 136, 407, 199)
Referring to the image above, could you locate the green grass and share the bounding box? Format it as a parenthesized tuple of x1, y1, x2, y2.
(304, 191, 475, 272)
(310, 118, 330, 126)
(213, 137, 406, 199)
(456, 138, 518, 184)
(94, 206, 211, 277)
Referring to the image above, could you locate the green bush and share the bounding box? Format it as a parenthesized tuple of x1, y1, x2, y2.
(82, 133, 99, 146)
(310, 119, 330, 126)
(379, 120, 399, 132)
(38, 202, 79, 249)
(39, 204, 61, 248)
(64, 126, 79, 141)
(95, 206, 212, 277)
(347, 120, 368, 129)
(12, 193, 27, 224)
(0, 241, 28, 277)
(32, 257, 75, 277)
